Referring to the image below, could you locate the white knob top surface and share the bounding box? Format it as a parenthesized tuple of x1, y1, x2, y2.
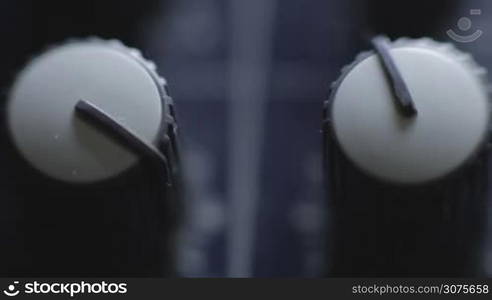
(8, 41, 163, 183)
(331, 43, 489, 184)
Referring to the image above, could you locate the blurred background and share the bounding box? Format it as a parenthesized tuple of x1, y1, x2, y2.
(1, 0, 492, 277)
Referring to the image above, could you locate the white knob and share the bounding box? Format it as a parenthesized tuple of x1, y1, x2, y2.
(328, 38, 490, 184)
(7, 39, 165, 183)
